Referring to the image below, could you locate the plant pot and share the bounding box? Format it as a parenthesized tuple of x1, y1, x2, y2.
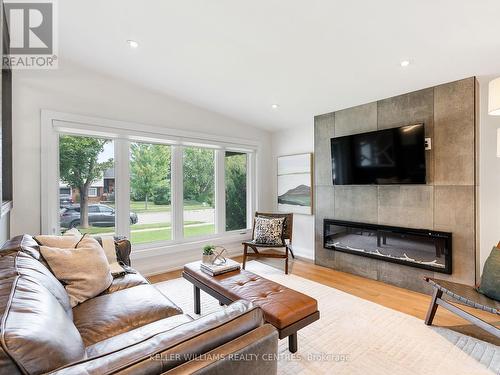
(202, 254, 215, 265)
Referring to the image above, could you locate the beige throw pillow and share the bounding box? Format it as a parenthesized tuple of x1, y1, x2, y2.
(35, 233, 81, 248)
(40, 236, 113, 307)
(63, 228, 83, 238)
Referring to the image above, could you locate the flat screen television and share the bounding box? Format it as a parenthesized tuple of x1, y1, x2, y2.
(330, 123, 426, 185)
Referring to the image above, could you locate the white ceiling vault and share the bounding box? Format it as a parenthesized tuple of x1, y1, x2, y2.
(58, 0, 500, 131)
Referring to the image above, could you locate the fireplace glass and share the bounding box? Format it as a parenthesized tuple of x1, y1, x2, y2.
(323, 220, 451, 274)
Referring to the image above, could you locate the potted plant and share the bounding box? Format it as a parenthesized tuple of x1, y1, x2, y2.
(202, 244, 216, 264)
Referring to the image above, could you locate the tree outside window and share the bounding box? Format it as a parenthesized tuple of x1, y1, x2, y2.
(59, 135, 113, 229)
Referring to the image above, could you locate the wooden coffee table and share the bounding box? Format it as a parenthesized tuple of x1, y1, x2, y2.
(182, 261, 319, 353)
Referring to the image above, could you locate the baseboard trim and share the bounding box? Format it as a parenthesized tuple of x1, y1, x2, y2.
(289, 245, 314, 262)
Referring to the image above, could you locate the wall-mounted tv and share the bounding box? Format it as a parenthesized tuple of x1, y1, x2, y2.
(330, 124, 426, 185)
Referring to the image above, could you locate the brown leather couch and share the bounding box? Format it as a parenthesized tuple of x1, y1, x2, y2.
(0, 235, 278, 375)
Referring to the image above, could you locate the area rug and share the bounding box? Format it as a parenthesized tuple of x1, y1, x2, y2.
(154, 261, 500, 375)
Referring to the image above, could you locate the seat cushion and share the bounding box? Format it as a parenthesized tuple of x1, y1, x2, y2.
(50, 301, 263, 374)
(101, 271, 149, 295)
(86, 314, 193, 357)
(184, 262, 318, 329)
(0, 252, 85, 374)
(73, 284, 183, 346)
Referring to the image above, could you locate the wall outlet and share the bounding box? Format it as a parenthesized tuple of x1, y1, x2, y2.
(425, 138, 432, 150)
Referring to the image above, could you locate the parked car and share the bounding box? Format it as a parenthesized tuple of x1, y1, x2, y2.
(59, 194, 73, 208)
(60, 204, 138, 228)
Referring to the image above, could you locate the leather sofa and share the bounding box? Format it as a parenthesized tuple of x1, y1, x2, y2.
(0, 235, 278, 375)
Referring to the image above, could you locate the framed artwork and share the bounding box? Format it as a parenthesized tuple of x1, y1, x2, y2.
(277, 153, 313, 215)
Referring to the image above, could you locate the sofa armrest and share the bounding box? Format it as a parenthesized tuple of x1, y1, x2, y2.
(50, 300, 265, 375)
(161, 324, 278, 375)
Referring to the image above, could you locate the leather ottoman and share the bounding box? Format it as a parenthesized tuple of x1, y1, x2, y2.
(183, 261, 319, 353)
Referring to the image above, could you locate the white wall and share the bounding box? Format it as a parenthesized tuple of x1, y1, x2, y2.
(271, 125, 315, 260)
(11, 60, 273, 239)
(479, 75, 500, 272)
(271, 75, 500, 271)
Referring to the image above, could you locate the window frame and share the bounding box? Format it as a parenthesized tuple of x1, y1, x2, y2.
(224, 151, 250, 232)
(129, 140, 173, 245)
(88, 187, 98, 197)
(41, 110, 257, 252)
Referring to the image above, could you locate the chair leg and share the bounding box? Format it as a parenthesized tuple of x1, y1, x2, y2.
(242, 244, 247, 270)
(285, 247, 289, 275)
(288, 245, 295, 259)
(425, 288, 443, 325)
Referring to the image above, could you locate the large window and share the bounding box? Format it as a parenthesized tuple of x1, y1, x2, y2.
(183, 147, 215, 238)
(46, 113, 256, 249)
(225, 151, 247, 231)
(58, 135, 115, 237)
(129, 142, 172, 245)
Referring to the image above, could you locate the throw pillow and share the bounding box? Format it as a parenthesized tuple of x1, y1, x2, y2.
(35, 232, 81, 248)
(93, 235, 126, 277)
(257, 214, 289, 238)
(40, 236, 113, 307)
(63, 228, 83, 237)
(253, 216, 285, 245)
(477, 246, 500, 301)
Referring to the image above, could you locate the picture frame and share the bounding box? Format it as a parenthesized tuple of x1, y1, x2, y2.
(277, 153, 313, 215)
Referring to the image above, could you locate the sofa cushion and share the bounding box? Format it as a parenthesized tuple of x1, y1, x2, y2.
(8, 247, 73, 317)
(0, 252, 85, 374)
(50, 300, 263, 375)
(1, 234, 42, 259)
(86, 314, 193, 357)
(101, 271, 149, 295)
(73, 284, 183, 346)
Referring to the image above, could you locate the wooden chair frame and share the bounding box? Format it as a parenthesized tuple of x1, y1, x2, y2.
(242, 212, 294, 274)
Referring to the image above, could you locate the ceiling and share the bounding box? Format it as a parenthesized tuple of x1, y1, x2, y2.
(58, 0, 500, 131)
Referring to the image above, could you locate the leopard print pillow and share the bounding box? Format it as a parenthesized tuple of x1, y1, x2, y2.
(253, 217, 285, 245)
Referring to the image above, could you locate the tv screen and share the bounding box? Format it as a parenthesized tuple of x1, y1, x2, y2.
(330, 124, 426, 185)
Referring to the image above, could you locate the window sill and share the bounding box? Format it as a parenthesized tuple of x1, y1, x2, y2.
(130, 229, 252, 260)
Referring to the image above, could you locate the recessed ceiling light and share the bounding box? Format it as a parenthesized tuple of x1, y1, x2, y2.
(271, 104, 279, 109)
(127, 40, 139, 48)
(400, 60, 410, 67)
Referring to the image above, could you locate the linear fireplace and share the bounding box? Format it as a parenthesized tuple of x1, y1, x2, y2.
(323, 219, 452, 274)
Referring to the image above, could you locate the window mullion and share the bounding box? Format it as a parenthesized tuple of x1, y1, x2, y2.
(115, 139, 130, 238)
(247, 152, 256, 228)
(215, 150, 225, 233)
(171, 145, 184, 240)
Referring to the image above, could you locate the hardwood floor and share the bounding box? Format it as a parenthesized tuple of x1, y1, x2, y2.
(148, 255, 500, 346)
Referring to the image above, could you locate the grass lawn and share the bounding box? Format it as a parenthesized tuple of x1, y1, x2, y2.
(130, 224, 215, 244)
(106, 200, 213, 213)
(78, 221, 202, 235)
(78, 222, 215, 245)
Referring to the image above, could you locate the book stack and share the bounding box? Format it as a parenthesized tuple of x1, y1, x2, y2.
(200, 259, 241, 276)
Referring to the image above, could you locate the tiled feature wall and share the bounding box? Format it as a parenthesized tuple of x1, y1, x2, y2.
(314, 77, 478, 293)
